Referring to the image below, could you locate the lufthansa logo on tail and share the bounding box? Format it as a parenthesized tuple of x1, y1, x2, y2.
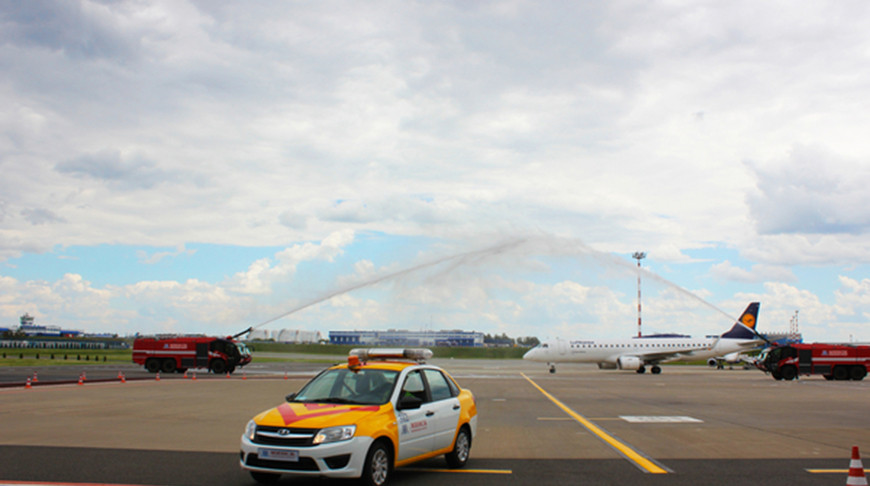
(741, 315, 756, 328)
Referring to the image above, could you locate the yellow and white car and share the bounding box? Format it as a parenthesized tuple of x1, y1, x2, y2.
(240, 348, 478, 485)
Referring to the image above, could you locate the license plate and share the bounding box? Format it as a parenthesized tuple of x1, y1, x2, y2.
(258, 448, 299, 462)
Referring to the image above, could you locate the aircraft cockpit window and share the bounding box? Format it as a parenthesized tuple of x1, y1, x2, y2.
(541, 344, 549, 349)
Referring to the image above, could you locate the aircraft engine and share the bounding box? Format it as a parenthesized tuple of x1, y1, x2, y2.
(707, 358, 719, 367)
(617, 356, 642, 370)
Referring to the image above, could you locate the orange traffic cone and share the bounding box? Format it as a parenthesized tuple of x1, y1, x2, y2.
(183, 370, 188, 379)
(33, 372, 38, 383)
(243, 371, 247, 380)
(117, 371, 123, 379)
(155, 371, 161, 381)
(81, 371, 87, 381)
(226, 371, 231, 378)
(77, 375, 83, 386)
(120, 373, 126, 384)
(284, 371, 288, 380)
(191, 372, 197, 381)
(25, 377, 32, 389)
(849, 446, 868, 486)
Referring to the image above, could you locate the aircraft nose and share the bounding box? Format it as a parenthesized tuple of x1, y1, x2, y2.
(522, 348, 535, 360)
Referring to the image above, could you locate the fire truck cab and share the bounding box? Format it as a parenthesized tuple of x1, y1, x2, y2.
(133, 336, 252, 374)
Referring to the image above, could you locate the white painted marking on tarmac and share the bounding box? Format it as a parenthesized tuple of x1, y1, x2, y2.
(620, 416, 703, 423)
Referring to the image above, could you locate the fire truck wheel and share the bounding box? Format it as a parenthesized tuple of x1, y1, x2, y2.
(161, 359, 177, 373)
(850, 366, 867, 381)
(145, 359, 161, 373)
(780, 365, 797, 381)
(249, 471, 280, 484)
(833, 366, 849, 381)
(210, 359, 227, 374)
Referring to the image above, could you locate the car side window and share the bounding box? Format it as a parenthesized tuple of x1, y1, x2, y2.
(401, 370, 428, 403)
(423, 369, 455, 401)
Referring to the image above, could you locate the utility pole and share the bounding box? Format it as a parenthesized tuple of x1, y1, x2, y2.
(632, 252, 646, 338)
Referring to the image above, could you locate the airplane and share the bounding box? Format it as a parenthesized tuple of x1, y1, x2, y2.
(523, 302, 763, 374)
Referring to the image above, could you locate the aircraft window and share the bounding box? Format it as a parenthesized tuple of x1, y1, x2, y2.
(542, 344, 549, 349)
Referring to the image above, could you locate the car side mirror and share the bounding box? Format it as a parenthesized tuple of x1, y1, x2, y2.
(398, 395, 423, 410)
(285, 392, 297, 402)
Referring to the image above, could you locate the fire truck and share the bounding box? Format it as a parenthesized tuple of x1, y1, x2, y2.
(132, 335, 252, 374)
(756, 343, 870, 381)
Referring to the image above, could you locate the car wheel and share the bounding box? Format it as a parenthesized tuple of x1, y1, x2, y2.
(249, 471, 280, 484)
(445, 426, 471, 468)
(361, 441, 391, 486)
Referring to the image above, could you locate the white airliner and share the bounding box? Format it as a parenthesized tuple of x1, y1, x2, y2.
(523, 303, 762, 374)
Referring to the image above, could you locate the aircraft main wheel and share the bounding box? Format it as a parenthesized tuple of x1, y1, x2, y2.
(636, 366, 645, 374)
(651, 365, 661, 374)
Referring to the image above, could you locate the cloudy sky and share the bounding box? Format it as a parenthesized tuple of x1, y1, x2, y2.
(2, 0, 870, 342)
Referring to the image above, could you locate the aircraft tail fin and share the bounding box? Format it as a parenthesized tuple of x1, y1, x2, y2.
(720, 302, 760, 339)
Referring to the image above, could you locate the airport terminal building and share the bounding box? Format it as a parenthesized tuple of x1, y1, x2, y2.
(329, 330, 484, 347)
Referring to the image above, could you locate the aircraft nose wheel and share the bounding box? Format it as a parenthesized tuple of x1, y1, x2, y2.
(548, 364, 556, 374)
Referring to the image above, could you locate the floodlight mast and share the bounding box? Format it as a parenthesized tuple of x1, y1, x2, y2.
(632, 252, 646, 338)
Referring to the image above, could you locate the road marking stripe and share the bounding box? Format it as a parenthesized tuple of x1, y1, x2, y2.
(404, 468, 512, 475)
(806, 469, 870, 473)
(521, 373, 669, 474)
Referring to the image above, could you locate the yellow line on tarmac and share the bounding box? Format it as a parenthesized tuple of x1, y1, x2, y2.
(405, 468, 512, 475)
(522, 373, 668, 474)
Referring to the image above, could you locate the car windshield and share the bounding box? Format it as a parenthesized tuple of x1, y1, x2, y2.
(293, 368, 400, 405)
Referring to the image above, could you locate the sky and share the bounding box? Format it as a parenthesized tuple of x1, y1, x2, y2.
(2, 0, 870, 342)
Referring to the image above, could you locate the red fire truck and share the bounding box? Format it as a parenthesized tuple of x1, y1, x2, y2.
(132, 335, 252, 374)
(756, 343, 870, 381)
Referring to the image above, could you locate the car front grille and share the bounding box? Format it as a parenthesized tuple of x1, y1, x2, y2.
(253, 426, 318, 446)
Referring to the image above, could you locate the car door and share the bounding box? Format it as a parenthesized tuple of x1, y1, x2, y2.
(395, 370, 433, 462)
(421, 368, 461, 451)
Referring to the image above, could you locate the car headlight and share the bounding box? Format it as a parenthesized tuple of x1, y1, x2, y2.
(313, 425, 356, 445)
(245, 420, 257, 441)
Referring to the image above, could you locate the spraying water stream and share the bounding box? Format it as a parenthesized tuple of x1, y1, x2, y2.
(250, 234, 737, 333)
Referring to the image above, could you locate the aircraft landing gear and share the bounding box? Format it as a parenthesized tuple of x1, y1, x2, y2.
(651, 365, 662, 374)
(548, 363, 556, 374)
(636, 366, 646, 374)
